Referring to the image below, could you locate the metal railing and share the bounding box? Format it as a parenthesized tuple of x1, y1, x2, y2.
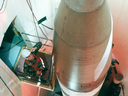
(21, 32, 53, 48)
(21, 32, 53, 42)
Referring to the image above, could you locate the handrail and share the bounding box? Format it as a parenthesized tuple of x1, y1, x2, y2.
(21, 32, 53, 42)
(25, 40, 52, 47)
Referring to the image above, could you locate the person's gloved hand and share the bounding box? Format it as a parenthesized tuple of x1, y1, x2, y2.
(36, 70, 42, 75)
(30, 47, 37, 52)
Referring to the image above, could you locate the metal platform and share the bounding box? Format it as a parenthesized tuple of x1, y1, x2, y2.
(14, 45, 56, 91)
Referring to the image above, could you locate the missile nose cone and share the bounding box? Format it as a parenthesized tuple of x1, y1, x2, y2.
(54, 0, 112, 95)
(64, 0, 104, 12)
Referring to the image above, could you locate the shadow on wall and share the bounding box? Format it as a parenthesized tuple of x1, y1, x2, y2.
(0, 24, 24, 70)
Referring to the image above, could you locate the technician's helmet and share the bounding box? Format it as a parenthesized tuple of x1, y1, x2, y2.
(21, 49, 31, 58)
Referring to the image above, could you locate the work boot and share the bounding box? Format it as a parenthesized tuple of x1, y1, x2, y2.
(43, 68, 48, 71)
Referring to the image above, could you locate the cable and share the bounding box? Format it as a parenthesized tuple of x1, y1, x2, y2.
(26, 0, 38, 22)
(26, 0, 49, 39)
(0, 0, 5, 11)
(41, 23, 53, 30)
(27, 0, 48, 48)
(28, 0, 40, 42)
(26, 0, 53, 30)
(0, 39, 23, 52)
(26, 0, 49, 48)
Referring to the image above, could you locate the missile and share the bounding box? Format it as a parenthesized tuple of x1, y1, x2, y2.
(53, 0, 113, 95)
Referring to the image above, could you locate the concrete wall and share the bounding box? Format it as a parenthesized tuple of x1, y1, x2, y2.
(108, 0, 128, 95)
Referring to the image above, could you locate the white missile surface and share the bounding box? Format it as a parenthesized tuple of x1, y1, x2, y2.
(53, 0, 113, 95)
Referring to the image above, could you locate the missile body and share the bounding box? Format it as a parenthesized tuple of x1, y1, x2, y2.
(53, 0, 112, 95)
